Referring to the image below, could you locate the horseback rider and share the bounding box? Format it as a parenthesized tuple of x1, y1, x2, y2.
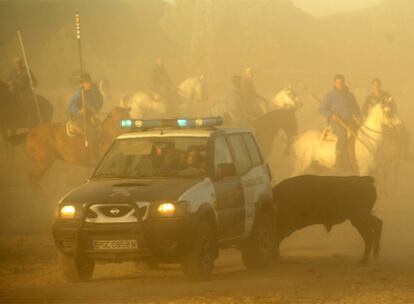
(226, 75, 245, 124)
(151, 57, 176, 114)
(241, 68, 264, 120)
(7, 57, 39, 126)
(363, 78, 412, 160)
(67, 73, 103, 161)
(320, 74, 361, 170)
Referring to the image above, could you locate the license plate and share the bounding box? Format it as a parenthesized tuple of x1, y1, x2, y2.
(93, 239, 138, 250)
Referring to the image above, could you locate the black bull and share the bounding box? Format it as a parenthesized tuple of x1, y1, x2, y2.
(272, 175, 383, 264)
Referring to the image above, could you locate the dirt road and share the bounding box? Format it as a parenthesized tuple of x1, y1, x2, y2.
(1, 224, 414, 304)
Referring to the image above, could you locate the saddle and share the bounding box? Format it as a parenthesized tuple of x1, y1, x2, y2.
(66, 115, 102, 138)
(66, 120, 83, 137)
(320, 126, 352, 142)
(320, 126, 357, 172)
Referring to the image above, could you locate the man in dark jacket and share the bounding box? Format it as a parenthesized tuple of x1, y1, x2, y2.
(241, 68, 264, 120)
(151, 58, 172, 97)
(320, 74, 361, 169)
(7, 57, 39, 126)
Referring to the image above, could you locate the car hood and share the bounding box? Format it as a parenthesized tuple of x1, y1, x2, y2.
(60, 178, 204, 204)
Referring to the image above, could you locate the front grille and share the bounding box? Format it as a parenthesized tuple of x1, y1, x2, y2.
(85, 202, 150, 224)
(100, 205, 132, 217)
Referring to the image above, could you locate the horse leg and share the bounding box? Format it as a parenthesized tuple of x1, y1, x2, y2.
(28, 158, 54, 185)
(371, 215, 383, 260)
(351, 217, 374, 264)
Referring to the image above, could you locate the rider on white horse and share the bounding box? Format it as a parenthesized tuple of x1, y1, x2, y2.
(319, 74, 361, 170)
(363, 78, 412, 160)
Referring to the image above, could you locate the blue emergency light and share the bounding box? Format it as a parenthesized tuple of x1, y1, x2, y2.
(120, 117, 223, 129)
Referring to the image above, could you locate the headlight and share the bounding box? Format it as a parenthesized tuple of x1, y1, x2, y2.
(158, 203, 176, 216)
(59, 205, 77, 219)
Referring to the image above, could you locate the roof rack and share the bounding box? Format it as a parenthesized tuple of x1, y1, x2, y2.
(120, 117, 223, 131)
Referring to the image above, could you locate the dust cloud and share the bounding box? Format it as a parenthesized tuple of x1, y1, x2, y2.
(1, 0, 414, 303)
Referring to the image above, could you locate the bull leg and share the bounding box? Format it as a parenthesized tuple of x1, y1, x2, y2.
(351, 218, 374, 264)
(371, 215, 383, 260)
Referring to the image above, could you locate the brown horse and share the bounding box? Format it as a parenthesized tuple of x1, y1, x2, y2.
(12, 107, 130, 184)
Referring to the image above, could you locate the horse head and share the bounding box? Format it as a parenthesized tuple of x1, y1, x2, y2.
(367, 102, 402, 130)
(272, 85, 302, 111)
(382, 103, 403, 129)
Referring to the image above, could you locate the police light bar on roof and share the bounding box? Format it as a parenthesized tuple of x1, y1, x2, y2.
(120, 117, 223, 129)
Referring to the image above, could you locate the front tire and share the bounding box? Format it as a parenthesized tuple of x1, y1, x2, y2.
(241, 211, 274, 269)
(182, 221, 216, 280)
(58, 252, 94, 282)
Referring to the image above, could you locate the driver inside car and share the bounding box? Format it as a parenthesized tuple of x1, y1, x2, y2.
(178, 145, 206, 176)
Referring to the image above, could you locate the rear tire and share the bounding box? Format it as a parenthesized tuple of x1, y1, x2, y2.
(182, 221, 216, 281)
(58, 252, 94, 282)
(241, 211, 274, 269)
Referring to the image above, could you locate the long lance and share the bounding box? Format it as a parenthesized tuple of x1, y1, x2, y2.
(17, 30, 42, 124)
(75, 12, 88, 148)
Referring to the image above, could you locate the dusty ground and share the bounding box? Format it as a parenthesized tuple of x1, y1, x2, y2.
(1, 109, 414, 303)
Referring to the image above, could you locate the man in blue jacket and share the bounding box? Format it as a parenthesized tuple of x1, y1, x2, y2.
(68, 73, 103, 120)
(320, 74, 361, 170)
(67, 73, 103, 162)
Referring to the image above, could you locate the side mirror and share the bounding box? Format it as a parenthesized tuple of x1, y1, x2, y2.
(216, 163, 236, 179)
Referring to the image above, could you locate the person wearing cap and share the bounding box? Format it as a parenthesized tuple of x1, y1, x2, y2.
(320, 74, 361, 170)
(68, 73, 103, 120)
(67, 73, 103, 162)
(241, 68, 264, 120)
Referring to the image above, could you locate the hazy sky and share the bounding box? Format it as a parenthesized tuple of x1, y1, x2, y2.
(292, 0, 382, 16)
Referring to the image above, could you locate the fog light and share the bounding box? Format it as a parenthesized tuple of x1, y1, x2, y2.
(60, 205, 77, 219)
(158, 203, 175, 216)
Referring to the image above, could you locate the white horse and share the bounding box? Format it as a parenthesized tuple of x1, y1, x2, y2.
(269, 86, 302, 112)
(292, 103, 400, 176)
(119, 92, 167, 119)
(178, 75, 206, 116)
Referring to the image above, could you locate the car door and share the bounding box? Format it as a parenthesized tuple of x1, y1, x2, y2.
(240, 133, 271, 232)
(212, 135, 245, 240)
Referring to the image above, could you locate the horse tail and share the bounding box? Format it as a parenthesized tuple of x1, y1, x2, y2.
(8, 132, 28, 145)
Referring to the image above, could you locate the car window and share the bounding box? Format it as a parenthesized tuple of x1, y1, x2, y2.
(213, 136, 234, 175)
(94, 137, 208, 179)
(228, 134, 252, 174)
(242, 133, 263, 166)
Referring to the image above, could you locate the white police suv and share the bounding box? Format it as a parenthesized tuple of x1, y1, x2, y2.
(53, 117, 275, 281)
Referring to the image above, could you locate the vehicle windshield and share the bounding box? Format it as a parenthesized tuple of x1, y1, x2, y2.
(93, 137, 208, 179)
